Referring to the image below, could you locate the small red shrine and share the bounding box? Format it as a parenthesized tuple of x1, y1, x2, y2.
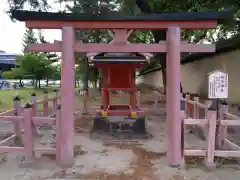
(90, 52, 149, 133)
(91, 53, 146, 108)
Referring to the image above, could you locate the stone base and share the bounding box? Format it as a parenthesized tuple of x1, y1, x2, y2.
(82, 112, 89, 115)
(19, 159, 36, 168)
(58, 159, 75, 169)
(204, 161, 216, 170)
(179, 158, 186, 169)
(168, 164, 180, 168)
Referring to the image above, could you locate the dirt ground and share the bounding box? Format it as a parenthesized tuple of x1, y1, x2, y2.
(1, 90, 240, 180)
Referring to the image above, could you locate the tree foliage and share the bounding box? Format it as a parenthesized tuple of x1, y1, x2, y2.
(8, 0, 50, 11)
(2, 67, 24, 80)
(22, 28, 38, 49)
(3, 27, 60, 88)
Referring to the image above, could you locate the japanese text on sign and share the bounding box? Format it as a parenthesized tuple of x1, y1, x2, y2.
(208, 70, 228, 99)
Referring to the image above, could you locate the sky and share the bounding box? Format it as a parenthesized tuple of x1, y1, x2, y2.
(0, 0, 65, 54)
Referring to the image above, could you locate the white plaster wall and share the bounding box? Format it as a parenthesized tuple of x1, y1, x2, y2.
(140, 50, 240, 103)
(139, 70, 163, 88)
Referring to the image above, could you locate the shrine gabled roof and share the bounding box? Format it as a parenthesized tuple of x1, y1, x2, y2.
(11, 10, 232, 24)
(90, 53, 147, 64)
(91, 59, 147, 64)
(93, 53, 146, 59)
(87, 49, 153, 60)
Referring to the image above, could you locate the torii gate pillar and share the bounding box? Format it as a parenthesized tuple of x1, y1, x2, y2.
(166, 27, 181, 166)
(58, 26, 75, 167)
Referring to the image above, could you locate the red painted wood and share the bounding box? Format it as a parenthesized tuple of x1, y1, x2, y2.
(25, 42, 215, 53)
(108, 105, 130, 110)
(101, 64, 136, 89)
(25, 20, 217, 29)
(96, 110, 143, 116)
(102, 88, 137, 92)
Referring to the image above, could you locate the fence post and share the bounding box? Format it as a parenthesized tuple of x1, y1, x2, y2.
(82, 89, 88, 115)
(31, 93, 37, 117)
(205, 108, 217, 168)
(180, 93, 186, 164)
(56, 105, 61, 165)
(154, 90, 158, 111)
(119, 90, 124, 104)
(23, 103, 34, 163)
(13, 95, 23, 146)
(202, 100, 212, 139)
(43, 90, 49, 116)
(31, 92, 40, 136)
(53, 89, 58, 114)
(193, 94, 199, 119)
(185, 93, 190, 117)
(136, 89, 141, 109)
(218, 101, 228, 148)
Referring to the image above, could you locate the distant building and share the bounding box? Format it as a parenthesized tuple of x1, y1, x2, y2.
(0, 50, 17, 71)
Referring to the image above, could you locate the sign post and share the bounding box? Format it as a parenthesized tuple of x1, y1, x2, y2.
(208, 70, 228, 148)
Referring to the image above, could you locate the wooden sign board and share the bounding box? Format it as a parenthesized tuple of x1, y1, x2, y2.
(208, 70, 228, 99)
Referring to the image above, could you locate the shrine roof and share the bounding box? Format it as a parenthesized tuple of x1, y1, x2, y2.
(11, 10, 231, 23)
(91, 53, 147, 64)
(93, 53, 146, 59)
(91, 59, 147, 64)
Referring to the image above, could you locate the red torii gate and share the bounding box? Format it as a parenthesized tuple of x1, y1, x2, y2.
(11, 10, 230, 168)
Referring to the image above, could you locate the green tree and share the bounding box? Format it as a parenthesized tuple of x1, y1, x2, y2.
(17, 53, 53, 88)
(38, 30, 59, 86)
(22, 28, 38, 50)
(2, 68, 24, 86)
(52, 68, 61, 81)
(18, 28, 59, 88)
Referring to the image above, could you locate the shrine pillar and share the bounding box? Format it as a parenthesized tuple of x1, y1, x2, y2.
(101, 67, 110, 109)
(166, 27, 181, 167)
(59, 26, 75, 167)
(129, 68, 136, 109)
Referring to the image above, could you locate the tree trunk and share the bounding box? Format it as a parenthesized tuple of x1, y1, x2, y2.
(83, 57, 89, 93)
(19, 78, 23, 88)
(98, 69, 103, 92)
(35, 80, 38, 89)
(93, 80, 97, 92)
(38, 80, 41, 88)
(46, 77, 49, 87)
(31, 79, 35, 86)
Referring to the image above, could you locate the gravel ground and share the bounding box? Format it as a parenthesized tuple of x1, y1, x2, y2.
(0, 93, 240, 180)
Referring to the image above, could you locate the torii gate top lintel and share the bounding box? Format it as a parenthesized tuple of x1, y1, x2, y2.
(11, 10, 232, 29)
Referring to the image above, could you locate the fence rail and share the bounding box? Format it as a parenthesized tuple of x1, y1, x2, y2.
(182, 93, 240, 167)
(1, 88, 240, 167)
(0, 90, 60, 163)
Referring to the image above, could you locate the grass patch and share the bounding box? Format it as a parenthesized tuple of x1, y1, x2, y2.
(0, 87, 58, 110)
(0, 87, 133, 111)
